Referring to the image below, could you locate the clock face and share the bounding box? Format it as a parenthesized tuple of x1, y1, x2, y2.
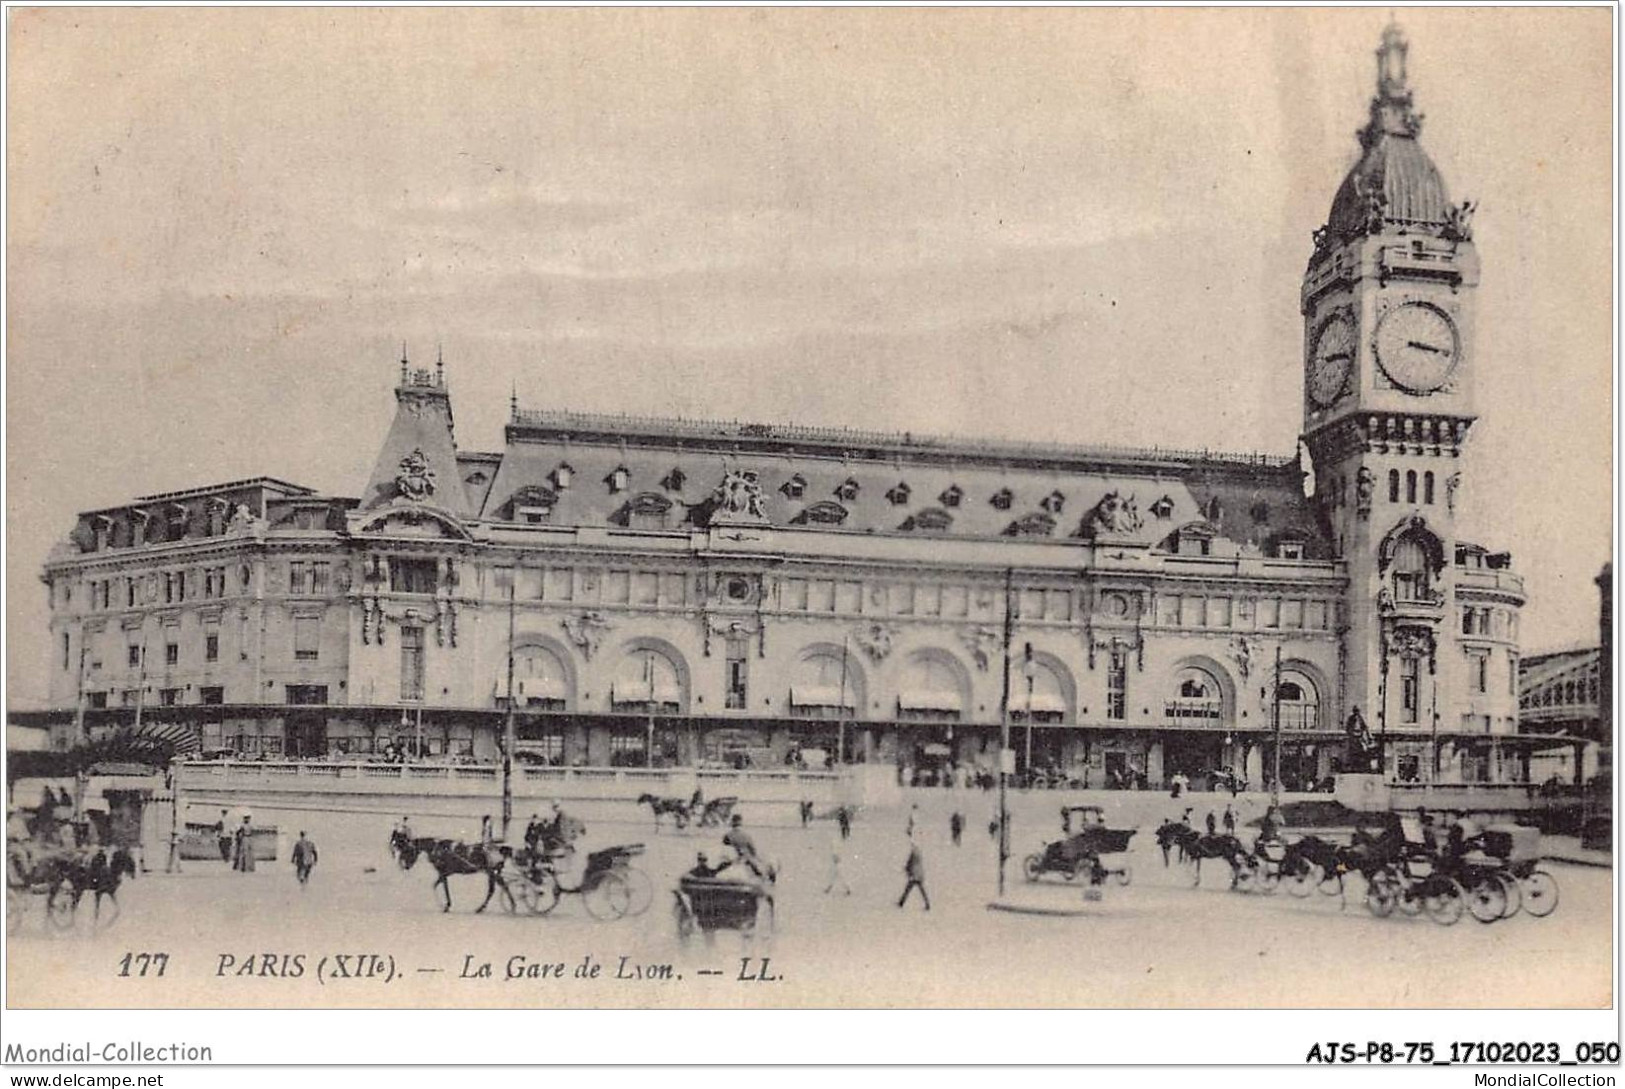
(1308, 313, 1354, 407)
(1374, 302, 1460, 393)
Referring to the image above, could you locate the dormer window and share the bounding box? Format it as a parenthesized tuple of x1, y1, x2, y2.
(465, 470, 489, 486)
(834, 478, 860, 502)
(1004, 512, 1056, 538)
(780, 474, 807, 499)
(938, 485, 963, 508)
(92, 514, 114, 551)
(606, 466, 630, 494)
(1276, 540, 1305, 560)
(131, 509, 153, 547)
(901, 508, 953, 533)
(793, 501, 849, 526)
(990, 488, 1013, 511)
(550, 463, 574, 490)
(886, 482, 911, 506)
(166, 503, 192, 541)
(660, 468, 687, 492)
(1040, 490, 1065, 514)
(1150, 496, 1175, 520)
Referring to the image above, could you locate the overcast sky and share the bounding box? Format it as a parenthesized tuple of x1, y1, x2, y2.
(5, 7, 1613, 707)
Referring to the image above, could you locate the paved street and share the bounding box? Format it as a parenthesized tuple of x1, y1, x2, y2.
(7, 793, 1612, 1008)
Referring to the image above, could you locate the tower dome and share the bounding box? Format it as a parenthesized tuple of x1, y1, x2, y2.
(1323, 22, 1453, 241)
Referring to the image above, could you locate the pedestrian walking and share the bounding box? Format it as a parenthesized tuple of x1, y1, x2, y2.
(799, 800, 813, 828)
(1222, 804, 1236, 836)
(949, 811, 964, 846)
(836, 806, 852, 841)
(216, 809, 232, 862)
(233, 815, 257, 872)
(897, 839, 930, 910)
(1205, 811, 1217, 836)
(291, 831, 318, 886)
(824, 828, 851, 896)
(480, 814, 494, 847)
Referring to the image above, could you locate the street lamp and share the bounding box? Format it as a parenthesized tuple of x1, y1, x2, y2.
(1022, 643, 1037, 785)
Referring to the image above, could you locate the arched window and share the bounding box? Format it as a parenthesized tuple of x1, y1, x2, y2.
(1424, 471, 1435, 505)
(1388, 470, 1400, 503)
(1167, 666, 1222, 724)
(1391, 535, 1430, 602)
(897, 653, 965, 722)
(1009, 659, 1068, 724)
(610, 649, 685, 713)
(510, 644, 570, 710)
(1405, 470, 1417, 504)
(1274, 671, 1320, 730)
(788, 650, 861, 719)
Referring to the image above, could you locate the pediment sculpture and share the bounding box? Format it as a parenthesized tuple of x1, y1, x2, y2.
(712, 468, 768, 522)
(395, 448, 437, 501)
(1082, 491, 1144, 536)
(853, 622, 896, 664)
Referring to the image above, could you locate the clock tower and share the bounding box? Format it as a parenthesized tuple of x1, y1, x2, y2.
(1301, 21, 1482, 776)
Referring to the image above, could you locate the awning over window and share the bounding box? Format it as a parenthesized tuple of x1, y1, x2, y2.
(789, 685, 851, 707)
(898, 690, 962, 712)
(517, 677, 565, 700)
(1013, 693, 1067, 715)
(612, 682, 683, 706)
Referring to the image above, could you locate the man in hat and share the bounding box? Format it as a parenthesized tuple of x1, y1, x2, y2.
(291, 831, 318, 886)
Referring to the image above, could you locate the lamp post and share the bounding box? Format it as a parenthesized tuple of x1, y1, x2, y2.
(1023, 643, 1037, 783)
(995, 567, 1015, 898)
(1271, 643, 1283, 807)
(646, 651, 657, 769)
(501, 567, 517, 839)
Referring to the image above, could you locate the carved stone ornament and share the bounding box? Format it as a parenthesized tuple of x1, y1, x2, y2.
(708, 616, 760, 637)
(395, 448, 437, 501)
(712, 468, 768, 521)
(1081, 491, 1144, 536)
(1228, 635, 1255, 681)
(853, 622, 896, 663)
(227, 503, 260, 534)
(1388, 626, 1435, 661)
(561, 612, 613, 661)
(1443, 199, 1475, 242)
(1355, 467, 1376, 519)
(958, 627, 1001, 672)
(1445, 471, 1462, 514)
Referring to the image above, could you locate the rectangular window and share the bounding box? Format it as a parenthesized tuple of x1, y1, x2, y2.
(808, 580, 835, 613)
(1020, 588, 1045, 619)
(87, 692, 108, 709)
(159, 688, 181, 707)
(389, 558, 438, 595)
(784, 578, 808, 611)
(1400, 657, 1419, 724)
(836, 581, 862, 613)
(163, 572, 176, 604)
(400, 626, 425, 701)
(128, 644, 142, 668)
(285, 684, 328, 705)
(126, 579, 138, 608)
(1277, 541, 1305, 560)
(310, 563, 330, 596)
(1474, 653, 1488, 694)
(1046, 589, 1072, 622)
(1307, 601, 1328, 629)
(1180, 596, 1202, 627)
(1259, 598, 1280, 628)
(725, 636, 749, 710)
(1107, 651, 1128, 721)
(917, 584, 942, 617)
(1461, 608, 1475, 635)
(294, 616, 320, 661)
(658, 572, 686, 606)
(288, 562, 308, 595)
(205, 631, 219, 663)
(1207, 597, 1232, 628)
(1157, 596, 1180, 626)
(165, 642, 179, 666)
(199, 686, 224, 706)
(1280, 599, 1303, 629)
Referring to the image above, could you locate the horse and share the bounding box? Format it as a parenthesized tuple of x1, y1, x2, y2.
(637, 794, 694, 831)
(395, 837, 512, 913)
(1280, 835, 1356, 904)
(1155, 820, 1192, 866)
(10, 846, 136, 929)
(1172, 829, 1249, 888)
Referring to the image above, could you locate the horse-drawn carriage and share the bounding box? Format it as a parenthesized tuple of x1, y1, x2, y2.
(6, 842, 135, 933)
(637, 793, 739, 831)
(672, 873, 775, 942)
(1023, 806, 1136, 890)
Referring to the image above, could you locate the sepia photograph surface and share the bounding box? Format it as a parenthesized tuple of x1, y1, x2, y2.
(3, 6, 1614, 1016)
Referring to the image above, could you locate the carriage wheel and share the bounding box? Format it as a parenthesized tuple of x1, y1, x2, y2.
(1318, 870, 1346, 898)
(1466, 876, 1507, 924)
(1496, 873, 1522, 918)
(1424, 878, 1465, 926)
(1114, 867, 1132, 887)
(47, 890, 77, 931)
(583, 872, 632, 921)
(1234, 864, 1257, 894)
(1286, 863, 1315, 898)
(1366, 873, 1398, 919)
(1521, 870, 1559, 918)
(619, 867, 654, 917)
(1023, 855, 1042, 882)
(1259, 869, 1281, 894)
(1396, 878, 1424, 916)
(512, 878, 539, 914)
(528, 873, 561, 916)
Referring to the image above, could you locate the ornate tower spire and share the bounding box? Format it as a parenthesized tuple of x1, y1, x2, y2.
(1361, 19, 1423, 147)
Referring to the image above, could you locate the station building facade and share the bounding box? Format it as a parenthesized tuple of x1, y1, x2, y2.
(35, 24, 1534, 787)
